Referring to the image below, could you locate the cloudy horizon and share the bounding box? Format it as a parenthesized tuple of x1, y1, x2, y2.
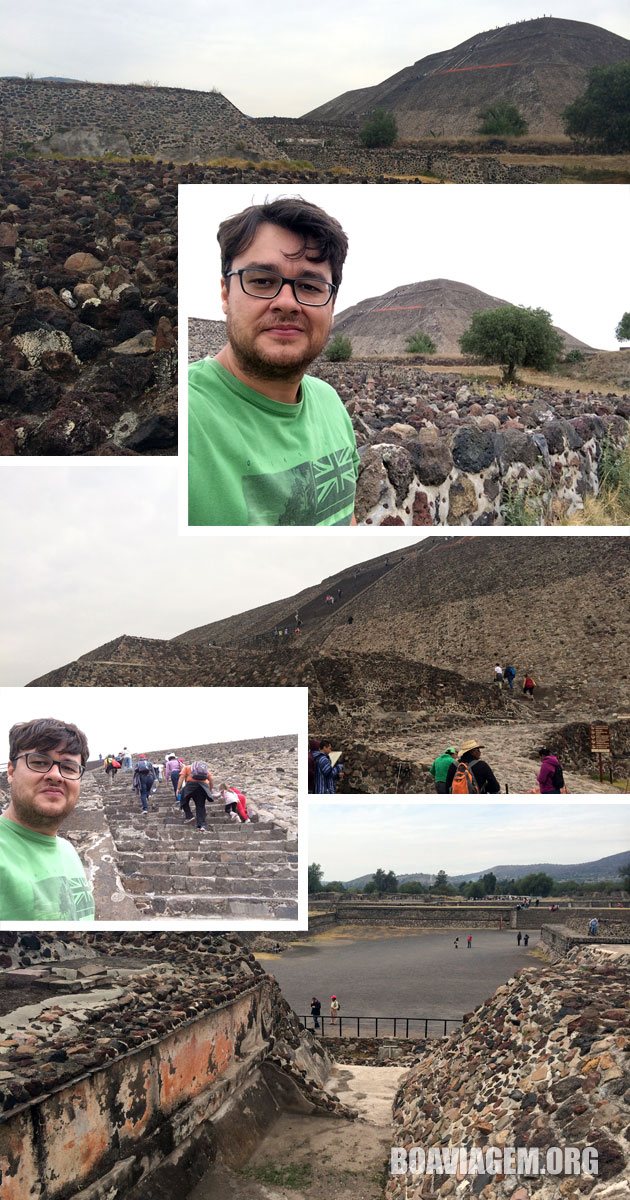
(4, 3, 630, 118)
(309, 802, 630, 880)
(0, 462, 430, 685)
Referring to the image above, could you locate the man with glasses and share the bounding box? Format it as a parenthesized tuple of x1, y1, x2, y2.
(188, 196, 359, 526)
(0, 718, 95, 920)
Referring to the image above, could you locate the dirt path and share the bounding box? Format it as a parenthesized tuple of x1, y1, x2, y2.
(380, 718, 618, 793)
(191, 1064, 406, 1200)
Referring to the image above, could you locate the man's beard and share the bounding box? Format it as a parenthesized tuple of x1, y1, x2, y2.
(226, 313, 325, 382)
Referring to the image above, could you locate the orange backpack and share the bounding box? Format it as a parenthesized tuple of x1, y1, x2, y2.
(450, 761, 480, 795)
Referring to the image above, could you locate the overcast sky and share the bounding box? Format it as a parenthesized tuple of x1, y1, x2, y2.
(181, 184, 629, 351)
(309, 802, 630, 879)
(0, 462, 430, 685)
(0, 686, 304, 764)
(4, 2, 630, 116)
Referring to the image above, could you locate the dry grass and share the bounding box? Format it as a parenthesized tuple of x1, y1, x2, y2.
(419, 363, 630, 396)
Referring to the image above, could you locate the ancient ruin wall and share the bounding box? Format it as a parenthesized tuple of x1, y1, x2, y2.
(0, 932, 349, 1200)
(387, 958, 629, 1199)
(0, 79, 281, 160)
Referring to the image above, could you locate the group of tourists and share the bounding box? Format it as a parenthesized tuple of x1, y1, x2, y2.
(103, 751, 252, 831)
(308, 739, 344, 794)
(493, 663, 536, 698)
(429, 743, 566, 794)
(309, 995, 340, 1029)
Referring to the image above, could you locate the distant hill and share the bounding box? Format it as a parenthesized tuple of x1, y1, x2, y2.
(332, 278, 593, 358)
(344, 851, 630, 889)
(304, 17, 630, 138)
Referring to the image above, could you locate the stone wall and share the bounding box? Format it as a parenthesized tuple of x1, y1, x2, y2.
(255, 120, 564, 182)
(0, 932, 354, 1200)
(301, 903, 513, 928)
(387, 958, 629, 1199)
(0, 79, 281, 161)
(541, 924, 630, 958)
(313, 361, 630, 526)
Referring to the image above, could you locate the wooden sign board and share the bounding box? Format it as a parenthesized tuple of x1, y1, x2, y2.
(590, 724, 611, 753)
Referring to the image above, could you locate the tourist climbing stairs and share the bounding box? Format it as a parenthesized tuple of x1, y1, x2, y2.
(91, 772, 298, 920)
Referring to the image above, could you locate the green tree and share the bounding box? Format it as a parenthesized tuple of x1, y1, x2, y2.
(516, 871, 554, 896)
(482, 872, 497, 895)
(616, 313, 630, 344)
(359, 108, 398, 149)
(463, 880, 485, 899)
(405, 331, 437, 354)
(459, 305, 564, 383)
(363, 880, 378, 894)
(322, 880, 347, 892)
(308, 863, 324, 893)
(431, 869, 452, 895)
(619, 862, 630, 894)
(563, 62, 630, 152)
(325, 333, 353, 362)
(373, 867, 398, 893)
(399, 880, 426, 894)
(477, 101, 528, 136)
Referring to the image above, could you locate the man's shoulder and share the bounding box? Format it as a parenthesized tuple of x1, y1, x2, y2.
(302, 374, 344, 402)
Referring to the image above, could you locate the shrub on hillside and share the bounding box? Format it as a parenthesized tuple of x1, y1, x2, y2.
(477, 101, 528, 136)
(325, 334, 353, 361)
(405, 331, 437, 354)
(359, 109, 398, 148)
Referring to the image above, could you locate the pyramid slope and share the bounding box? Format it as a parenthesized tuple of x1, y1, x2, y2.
(304, 17, 630, 137)
(332, 277, 593, 357)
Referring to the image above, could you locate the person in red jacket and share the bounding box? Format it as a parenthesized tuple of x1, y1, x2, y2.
(220, 784, 251, 823)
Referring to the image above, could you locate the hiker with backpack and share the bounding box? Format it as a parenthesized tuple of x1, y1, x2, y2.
(132, 756, 157, 813)
(165, 754, 183, 801)
(504, 664, 516, 691)
(445, 740, 501, 794)
(536, 747, 566, 794)
(104, 754, 121, 784)
(429, 747, 457, 794)
(177, 760, 214, 832)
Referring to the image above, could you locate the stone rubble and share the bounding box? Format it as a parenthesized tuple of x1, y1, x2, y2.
(386, 957, 630, 1199)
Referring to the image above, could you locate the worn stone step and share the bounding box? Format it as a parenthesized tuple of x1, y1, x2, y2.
(116, 847, 290, 865)
(123, 872, 297, 897)
(150, 894, 299, 919)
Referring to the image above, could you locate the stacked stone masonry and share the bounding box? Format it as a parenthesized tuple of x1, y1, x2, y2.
(0, 932, 356, 1200)
(0, 79, 282, 161)
(386, 955, 630, 1199)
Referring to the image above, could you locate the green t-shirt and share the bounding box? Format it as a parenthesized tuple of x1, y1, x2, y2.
(0, 817, 95, 921)
(188, 358, 359, 526)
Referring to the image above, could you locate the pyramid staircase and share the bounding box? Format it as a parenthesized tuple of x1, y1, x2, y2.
(89, 772, 298, 920)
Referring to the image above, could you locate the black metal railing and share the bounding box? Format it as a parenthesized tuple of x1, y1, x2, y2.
(298, 1014, 461, 1038)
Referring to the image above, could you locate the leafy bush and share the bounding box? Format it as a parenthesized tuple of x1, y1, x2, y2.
(359, 108, 398, 148)
(477, 102, 528, 136)
(325, 334, 352, 361)
(405, 331, 436, 354)
(563, 348, 585, 364)
(563, 63, 630, 152)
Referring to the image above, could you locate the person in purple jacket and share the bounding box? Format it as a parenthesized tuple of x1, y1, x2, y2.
(536, 747, 565, 794)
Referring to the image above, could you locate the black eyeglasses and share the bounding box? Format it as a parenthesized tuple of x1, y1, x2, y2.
(225, 268, 337, 307)
(15, 752, 85, 779)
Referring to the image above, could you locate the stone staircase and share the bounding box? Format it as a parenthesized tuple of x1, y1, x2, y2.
(91, 773, 298, 920)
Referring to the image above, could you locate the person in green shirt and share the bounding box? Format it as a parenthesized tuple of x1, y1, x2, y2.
(429, 747, 457, 794)
(0, 717, 95, 921)
(188, 196, 359, 527)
